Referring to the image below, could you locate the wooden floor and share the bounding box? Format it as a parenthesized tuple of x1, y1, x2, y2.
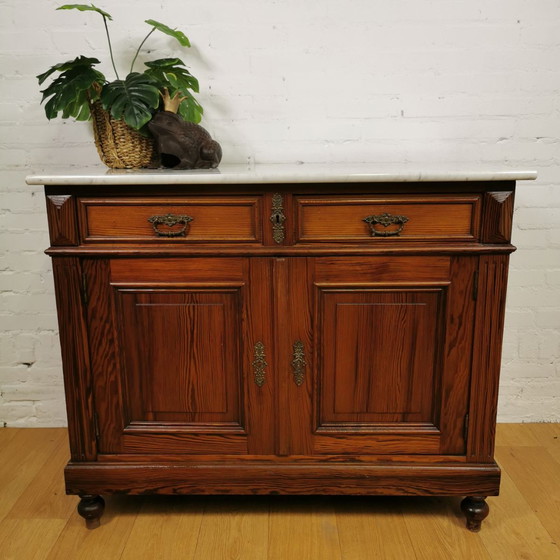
(0, 424, 558, 560)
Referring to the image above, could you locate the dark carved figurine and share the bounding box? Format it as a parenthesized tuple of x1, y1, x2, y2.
(148, 110, 222, 170)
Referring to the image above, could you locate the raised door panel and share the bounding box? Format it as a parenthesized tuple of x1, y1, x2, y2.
(84, 257, 274, 456)
(285, 256, 476, 456)
(320, 289, 442, 425)
(118, 289, 241, 425)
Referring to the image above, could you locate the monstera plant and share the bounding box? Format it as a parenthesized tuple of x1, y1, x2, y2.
(37, 4, 203, 132)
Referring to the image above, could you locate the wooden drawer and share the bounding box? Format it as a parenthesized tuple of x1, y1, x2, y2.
(78, 196, 262, 243)
(295, 195, 481, 242)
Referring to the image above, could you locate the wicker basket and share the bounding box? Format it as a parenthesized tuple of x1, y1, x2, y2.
(89, 102, 158, 169)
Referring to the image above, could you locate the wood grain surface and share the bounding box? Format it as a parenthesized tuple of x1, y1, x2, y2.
(295, 194, 481, 242)
(78, 196, 263, 243)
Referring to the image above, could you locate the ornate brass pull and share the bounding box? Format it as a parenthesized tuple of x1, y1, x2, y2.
(292, 340, 306, 386)
(363, 212, 409, 237)
(148, 213, 193, 237)
(253, 341, 267, 387)
(270, 193, 286, 244)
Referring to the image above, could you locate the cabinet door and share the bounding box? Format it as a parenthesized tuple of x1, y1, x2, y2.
(278, 256, 477, 456)
(84, 257, 274, 456)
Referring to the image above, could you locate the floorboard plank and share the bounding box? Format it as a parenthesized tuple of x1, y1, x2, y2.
(526, 424, 560, 463)
(335, 496, 419, 560)
(478, 464, 560, 560)
(45, 496, 142, 560)
(400, 496, 492, 560)
(120, 496, 204, 560)
(193, 496, 270, 560)
(496, 445, 560, 546)
(0, 427, 21, 448)
(496, 423, 543, 447)
(267, 496, 342, 560)
(7, 434, 74, 520)
(0, 429, 67, 522)
(0, 519, 67, 560)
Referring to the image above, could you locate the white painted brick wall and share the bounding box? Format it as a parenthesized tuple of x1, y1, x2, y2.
(1, 0, 559, 426)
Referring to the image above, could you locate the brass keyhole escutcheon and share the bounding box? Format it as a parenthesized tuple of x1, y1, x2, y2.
(270, 193, 286, 244)
(292, 341, 306, 386)
(253, 342, 267, 387)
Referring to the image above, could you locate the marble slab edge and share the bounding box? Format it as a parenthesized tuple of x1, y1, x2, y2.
(25, 165, 538, 186)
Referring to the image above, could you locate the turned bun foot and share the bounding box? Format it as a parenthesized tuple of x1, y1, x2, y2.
(461, 496, 489, 532)
(77, 494, 105, 529)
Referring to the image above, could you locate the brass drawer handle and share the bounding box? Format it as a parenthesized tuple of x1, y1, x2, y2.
(292, 340, 306, 386)
(147, 213, 193, 237)
(363, 212, 409, 237)
(253, 341, 267, 387)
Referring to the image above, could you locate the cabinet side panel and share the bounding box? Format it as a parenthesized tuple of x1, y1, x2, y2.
(468, 254, 510, 462)
(51, 258, 96, 461)
(438, 256, 478, 454)
(83, 258, 125, 453)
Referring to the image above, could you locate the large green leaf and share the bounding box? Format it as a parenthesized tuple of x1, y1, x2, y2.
(38, 57, 105, 120)
(61, 91, 92, 120)
(177, 90, 203, 124)
(57, 4, 112, 19)
(145, 20, 190, 47)
(100, 72, 160, 130)
(42, 71, 103, 119)
(144, 58, 202, 123)
(37, 56, 101, 85)
(144, 58, 199, 92)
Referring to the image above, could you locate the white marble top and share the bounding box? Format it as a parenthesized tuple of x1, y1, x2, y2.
(25, 163, 537, 186)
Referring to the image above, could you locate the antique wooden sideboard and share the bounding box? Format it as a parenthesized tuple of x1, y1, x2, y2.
(27, 164, 536, 530)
